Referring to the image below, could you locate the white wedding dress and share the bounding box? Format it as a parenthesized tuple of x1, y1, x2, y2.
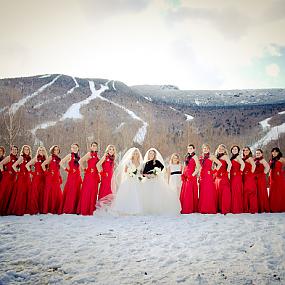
(111, 160, 143, 215)
(141, 148, 181, 215)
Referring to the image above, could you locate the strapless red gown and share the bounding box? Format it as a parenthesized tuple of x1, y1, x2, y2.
(180, 157, 198, 214)
(215, 159, 231, 214)
(98, 156, 114, 200)
(255, 162, 269, 213)
(77, 152, 100, 215)
(0, 154, 18, 215)
(269, 160, 285, 212)
(61, 153, 82, 214)
(8, 155, 32, 216)
(42, 155, 63, 214)
(26, 155, 46, 214)
(198, 156, 217, 214)
(243, 161, 258, 213)
(230, 159, 243, 213)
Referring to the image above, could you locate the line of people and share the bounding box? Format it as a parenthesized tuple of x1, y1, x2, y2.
(0, 142, 284, 216)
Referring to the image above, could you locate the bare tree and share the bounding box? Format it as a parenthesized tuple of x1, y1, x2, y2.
(2, 109, 22, 147)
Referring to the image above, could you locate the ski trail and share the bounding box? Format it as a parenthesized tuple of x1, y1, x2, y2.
(31, 79, 148, 145)
(112, 81, 116, 91)
(38, 74, 52, 78)
(185, 114, 194, 121)
(251, 122, 285, 150)
(30, 77, 80, 144)
(89, 81, 148, 145)
(34, 77, 79, 109)
(9, 75, 61, 114)
(259, 116, 271, 130)
(61, 82, 108, 120)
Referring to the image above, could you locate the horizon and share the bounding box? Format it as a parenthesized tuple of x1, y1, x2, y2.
(1, 0, 285, 90)
(1, 72, 285, 91)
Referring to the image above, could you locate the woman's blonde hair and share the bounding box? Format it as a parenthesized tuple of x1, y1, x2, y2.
(169, 153, 180, 164)
(215, 144, 229, 156)
(36, 146, 48, 158)
(20, 145, 32, 156)
(105, 144, 116, 157)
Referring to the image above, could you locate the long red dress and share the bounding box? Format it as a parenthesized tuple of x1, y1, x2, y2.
(61, 153, 82, 214)
(198, 154, 217, 214)
(8, 154, 32, 216)
(243, 160, 258, 213)
(98, 154, 115, 200)
(77, 151, 100, 215)
(215, 158, 231, 214)
(254, 159, 270, 213)
(26, 155, 46, 215)
(0, 155, 4, 183)
(0, 154, 18, 215)
(180, 154, 198, 214)
(230, 159, 243, 213)
(269, 160, 285, 212)
(42, 154, 63, 214)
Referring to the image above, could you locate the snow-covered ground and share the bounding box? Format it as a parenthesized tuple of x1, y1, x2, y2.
(0, 214, 284, 285)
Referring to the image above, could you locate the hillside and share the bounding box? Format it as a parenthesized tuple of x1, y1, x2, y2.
(0, 74, 284, 160)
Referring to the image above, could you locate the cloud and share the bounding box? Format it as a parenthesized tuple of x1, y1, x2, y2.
(78, 0, 151, 20)
(266, 63, 280, 77)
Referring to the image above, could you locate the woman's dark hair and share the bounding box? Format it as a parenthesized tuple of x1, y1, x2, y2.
(10, 145, 18, 151)
(188, 144, 195, 149)
(256, 148, 263, 154)
(50, 145, 60, 155)
(230, 145, 240, 161)
(271, 147, 282, 160)
(91, 142, 98, 146)
(243, 146, 252, 157)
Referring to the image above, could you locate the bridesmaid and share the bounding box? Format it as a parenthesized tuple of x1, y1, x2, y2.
(254, 149, 270, 213)
(198, 144, 222, 214)
(230, 145, 245, 214)
(0, 146, 5, 183)
(180, 144, 200, 214)
(98, 145, 116, 201)
(214, 144, 232, 214)
(242, 146, 258, 213)
(8, 145, 32, 216)
(77, 142, 100, 215)
(60, 143, 82, 214)
(42, 145, 63, 214)
(269, 147, 285, 212)
(166, 153, 182, 197)
(0, 145, 18, 215)
(26, 146, 48, 214)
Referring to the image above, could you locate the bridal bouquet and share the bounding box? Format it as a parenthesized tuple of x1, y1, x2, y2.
(153, 167, 162, 176)
(127, 165, 138, 178)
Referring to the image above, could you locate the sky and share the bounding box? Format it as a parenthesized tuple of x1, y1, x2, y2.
(0, 0, 285, 90)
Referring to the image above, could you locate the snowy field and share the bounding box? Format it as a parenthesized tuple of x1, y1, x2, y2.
(0, 214, 285, 285)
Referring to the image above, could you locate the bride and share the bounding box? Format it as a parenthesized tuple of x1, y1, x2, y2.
(111, 147, 144, 215)
(141, 148, 181, 215)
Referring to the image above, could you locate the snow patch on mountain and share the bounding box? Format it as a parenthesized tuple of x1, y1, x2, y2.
(61, 81, 107, 120)
(9, 75, 61, 114)
(88, 81, 148, 144)
(252, 122, 285, 150)
(185, 114, 194, 121)
(34, 77, 79, 109)
(259, 117, 271, 130)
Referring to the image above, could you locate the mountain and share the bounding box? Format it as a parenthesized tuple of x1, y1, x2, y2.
(0, 74, 284, 159)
